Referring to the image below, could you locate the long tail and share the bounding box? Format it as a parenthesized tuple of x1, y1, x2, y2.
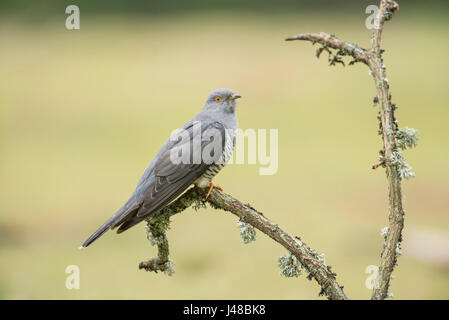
(80, 205, 139, 248)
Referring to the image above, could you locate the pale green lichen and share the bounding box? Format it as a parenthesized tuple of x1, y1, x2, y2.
(294, 238, 304, 249)
(278, 253, 301, 278)
(142, 216, 175, 276)
(380, 226, 389, 238)
(237, 221, 256, 244)
(395, 244, 402, 256)
(386, 126, 394, 136)
(389, 126, 418, 179)
(147, 233, 164, 246)
(377, 78, 389, 88)
(383, 11, 394, 21)
(390, 149, 415, 179)
(317, 253, 326, 263)
(145, 217, 170, 246)
(163, 259, 175, 276)
(396, 127, 419, 150)
(309, 249, 326, 263)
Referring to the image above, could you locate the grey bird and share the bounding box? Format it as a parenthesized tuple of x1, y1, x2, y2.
(81, 88, 241, 248)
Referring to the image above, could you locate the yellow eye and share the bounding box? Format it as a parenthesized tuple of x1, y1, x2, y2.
(215, 96, 222, 102)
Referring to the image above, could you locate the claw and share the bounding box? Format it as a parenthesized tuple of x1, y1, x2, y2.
(206, 182, 223, 199)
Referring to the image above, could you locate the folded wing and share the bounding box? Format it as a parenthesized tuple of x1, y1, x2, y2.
(115, 121, 227, 233)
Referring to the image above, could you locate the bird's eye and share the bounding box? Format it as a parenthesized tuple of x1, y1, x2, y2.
(215, 96, 222, 102)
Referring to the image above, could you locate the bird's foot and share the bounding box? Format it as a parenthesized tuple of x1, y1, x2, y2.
(206, 182, 223, 199)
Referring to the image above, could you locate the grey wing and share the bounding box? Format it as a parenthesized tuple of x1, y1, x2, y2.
(115, 121, 227, 233)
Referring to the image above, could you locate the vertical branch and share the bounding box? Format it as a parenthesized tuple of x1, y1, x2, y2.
(367, 0, 402, 300)
(286, 0, 414, 300)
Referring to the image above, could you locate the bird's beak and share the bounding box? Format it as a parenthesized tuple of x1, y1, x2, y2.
(228, 94, 242, 101)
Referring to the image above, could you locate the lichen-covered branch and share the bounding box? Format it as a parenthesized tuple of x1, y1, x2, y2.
(285, 0, 415, 300)
(207, 189, 347, 299)
(138, 187, 206, 274)
(140, 186, 348, 300)
(139, 216, 174, 275)
(367, 0, 404, 300)
(285, 32, 368, 65)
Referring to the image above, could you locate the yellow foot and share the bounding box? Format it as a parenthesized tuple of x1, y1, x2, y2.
(206, 182, 223, 199)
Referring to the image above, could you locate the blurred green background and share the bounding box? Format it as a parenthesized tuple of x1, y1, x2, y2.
(1, 1, 448, 299)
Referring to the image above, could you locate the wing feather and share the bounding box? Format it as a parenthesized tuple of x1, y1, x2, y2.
(116, 121, 226, 232)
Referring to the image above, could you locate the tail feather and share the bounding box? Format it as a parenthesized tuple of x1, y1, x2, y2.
(116, 215, 146, 234)
(80, 205, 139, 248)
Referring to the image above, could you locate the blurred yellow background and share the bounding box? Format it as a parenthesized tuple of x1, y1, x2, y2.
(1, 7, 448, 299)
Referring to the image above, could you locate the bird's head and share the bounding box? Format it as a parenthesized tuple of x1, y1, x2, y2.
(203, 88, 241, 114)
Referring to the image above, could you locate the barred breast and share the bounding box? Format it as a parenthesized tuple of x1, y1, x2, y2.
(194, 129, 236, 188)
